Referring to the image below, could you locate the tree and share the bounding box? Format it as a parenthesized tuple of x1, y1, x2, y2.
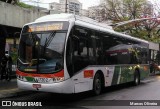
(100, 0, 147, 22)
(151, 0, 160, 14)
(99, 0, 160, 42)
(0, 0, 6, 2)
(0, 0, 19, 5)
(114, 17, 160, 42)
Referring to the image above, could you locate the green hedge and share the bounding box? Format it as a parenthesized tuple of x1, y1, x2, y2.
(17, 2, 33, 9)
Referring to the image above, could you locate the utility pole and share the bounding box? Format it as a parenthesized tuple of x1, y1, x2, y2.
(37, 0, 40, 12)
(65, 0, 67, 13)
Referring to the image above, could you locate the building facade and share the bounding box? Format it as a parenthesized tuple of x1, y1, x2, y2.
(49, 2, 62, 14)
(88, 3, 111, 22)
(49, 0, 82, 15)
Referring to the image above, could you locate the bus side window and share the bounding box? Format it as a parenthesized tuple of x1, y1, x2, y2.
(95, 33, 103, 65)
(72, 26, 93, 73)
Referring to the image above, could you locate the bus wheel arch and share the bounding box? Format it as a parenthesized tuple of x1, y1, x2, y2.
(133, 69, 140, 86)
(92, 70, 104, 95)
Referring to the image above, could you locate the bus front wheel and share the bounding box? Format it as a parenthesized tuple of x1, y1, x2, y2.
(133, 70, 140, 86)
(93, 73, 102, 95)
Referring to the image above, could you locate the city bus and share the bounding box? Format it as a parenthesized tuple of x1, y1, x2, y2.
(16, 13, 150, 95)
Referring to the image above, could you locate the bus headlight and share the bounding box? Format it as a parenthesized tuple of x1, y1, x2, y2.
(17, 75, 26, 81)
(52, 77, 64, 83)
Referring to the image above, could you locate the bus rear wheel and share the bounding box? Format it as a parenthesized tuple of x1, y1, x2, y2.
(93, 73, 102, 95)
(133, 70, 140, 86)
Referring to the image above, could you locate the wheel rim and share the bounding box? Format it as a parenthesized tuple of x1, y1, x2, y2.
(135, 72, 139, 85)
(94, 75, 101, 94)
(96, 79, 101, 90)
(135, 76, 138, 84)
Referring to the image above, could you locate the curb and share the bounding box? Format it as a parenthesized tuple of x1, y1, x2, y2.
(141, 74, 160, 83)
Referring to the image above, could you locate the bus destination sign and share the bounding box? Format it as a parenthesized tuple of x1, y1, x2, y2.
(28, 23, 63, 32)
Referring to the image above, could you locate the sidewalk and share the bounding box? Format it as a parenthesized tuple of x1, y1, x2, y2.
(0, 79, 33, 99)
(141, 74, 159, 83)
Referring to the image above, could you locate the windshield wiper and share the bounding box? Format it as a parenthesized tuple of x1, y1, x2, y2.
(44, 31, 56, 47)
(33, 32, 56, 73)
(43, 31, 56, 54)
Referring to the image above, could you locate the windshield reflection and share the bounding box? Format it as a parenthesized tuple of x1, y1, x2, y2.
(18, 31, 66, 73)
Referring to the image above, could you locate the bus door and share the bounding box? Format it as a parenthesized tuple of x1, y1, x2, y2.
(69, 26, 95, 93)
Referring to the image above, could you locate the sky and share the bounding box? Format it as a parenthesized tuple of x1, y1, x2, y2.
(20, 0, 100, 9)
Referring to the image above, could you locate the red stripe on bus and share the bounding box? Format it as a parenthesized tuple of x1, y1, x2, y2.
(16, 69, 64, 78)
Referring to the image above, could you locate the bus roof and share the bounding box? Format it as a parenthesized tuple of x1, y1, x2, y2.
(32, 13, 148, 44)
(35, 13, 113, 30)
(35, 13, 75, 22)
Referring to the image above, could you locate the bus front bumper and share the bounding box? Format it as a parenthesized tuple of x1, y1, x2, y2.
(17, 79, 74, 94)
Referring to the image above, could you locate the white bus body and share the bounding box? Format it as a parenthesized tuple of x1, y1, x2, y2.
(17, 13, 149, 95)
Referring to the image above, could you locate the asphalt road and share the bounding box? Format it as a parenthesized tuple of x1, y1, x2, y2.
(1, 75, 160, 109)
(0, 79, 17, 90)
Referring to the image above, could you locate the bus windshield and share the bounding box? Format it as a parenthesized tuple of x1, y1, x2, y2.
(18, 31, 66, 73)
(17, 22, 68, 74)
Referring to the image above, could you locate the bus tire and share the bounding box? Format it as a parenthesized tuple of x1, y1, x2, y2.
(93, 73, 102, 95)
(133, 70, 140, 86)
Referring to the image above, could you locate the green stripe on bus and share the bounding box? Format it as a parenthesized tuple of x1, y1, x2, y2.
(111, 65, 149, 86)
(111, 66, 120, 85)
(25, 77, 34, 82)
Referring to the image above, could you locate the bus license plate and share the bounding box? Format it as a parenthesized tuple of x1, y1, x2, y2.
(33, 84, 41, 88)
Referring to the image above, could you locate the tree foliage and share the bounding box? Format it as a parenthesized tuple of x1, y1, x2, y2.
(151, 0, 160, 14)
(0, 0, 32, 8)
(0, 0, 19, 5)
(114, 18, 160, 43)
(100, 0, 160, 43)
(17, 2, 33, 8)
(101, 0, 147, 22)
